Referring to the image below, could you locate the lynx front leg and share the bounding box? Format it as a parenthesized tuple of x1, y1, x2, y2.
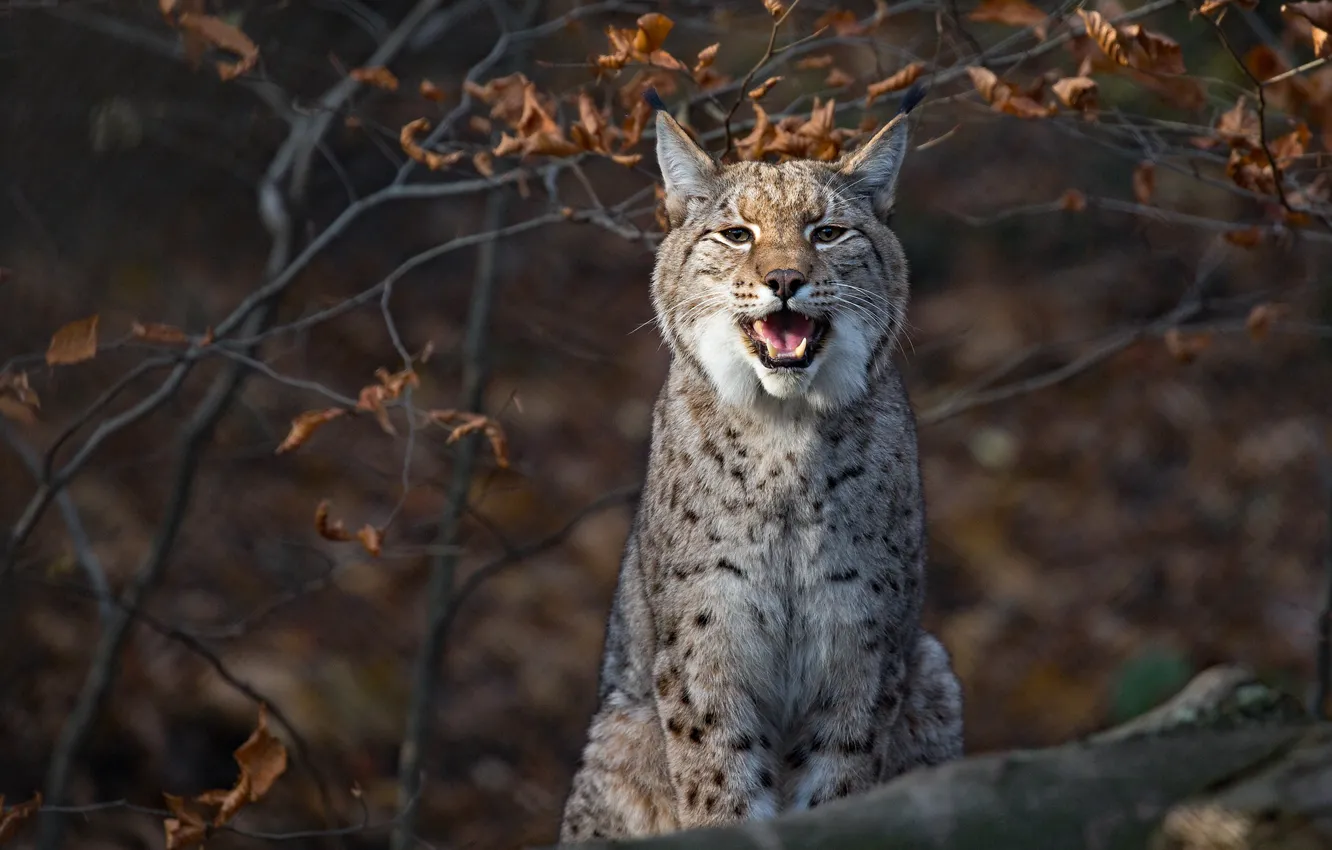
(560, 697, 677, 843)
(653, 640, 781, 829)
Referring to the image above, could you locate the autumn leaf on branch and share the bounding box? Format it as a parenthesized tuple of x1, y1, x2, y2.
(0, 371, 40, 425)
(1245, 302, 1287, 338)
(1076, 10, 1186, 76)
(814, 8, 868, 35)
(1164, 328, 1211, 363)
(174, 13, 259, 80)
(1052, 76, 1099, 112)
(162, 794, 208, 850)
(427, 410, 510, 468)
(420, 79, 446, 102)
(1059, 189, 1088, 212)
(748, 76, 784, 100)
(350, 66, 399, 91)
(275, 408, 346, 455)
(1077, 10, 1129, 67)
(825, 68, 855, 88)
(0, 793, 42, 845)
(796, 55, 835, 71)
(400, 118, 466, 170)
(968, 0, 1049, 39)
(357, 525, 383, 557)
(967, 66, 1054, 118)
(1283, 3, 1332, 56)
(356, 367, 420, 435)
(692, 42, 726, 88)
(1215, 96, 1261, 148)
(597, 13, 685, 72)
(132, 320, 212, 346)
(1133, 161, 1156, 204)
(1224, 227, 1264, 248)
(314, 500, 354, 542)
(865, 63, 925, 105)
(46, 315, 98, 366)
(194, 705, 288, 826)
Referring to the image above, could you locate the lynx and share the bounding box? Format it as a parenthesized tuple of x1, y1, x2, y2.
(559, 89, 963, 843)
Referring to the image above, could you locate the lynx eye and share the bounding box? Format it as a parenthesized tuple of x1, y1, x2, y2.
(717, 227, 753, 244)
(811, 225, 848, 244)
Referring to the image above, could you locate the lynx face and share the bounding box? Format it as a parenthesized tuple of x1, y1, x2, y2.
(651, 112, 912, 412)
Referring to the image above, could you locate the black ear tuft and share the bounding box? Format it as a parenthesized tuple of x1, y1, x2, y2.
(643, 88, 668, 112)
(898, 81, 927, 116)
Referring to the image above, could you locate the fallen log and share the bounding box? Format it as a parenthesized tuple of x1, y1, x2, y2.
(546, 666, 1329, 850)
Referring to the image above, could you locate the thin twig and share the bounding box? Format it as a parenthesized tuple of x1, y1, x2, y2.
(1316, 453, 1332, 720)
(389, 187, 508, 850)
(721, 0, 805, 161)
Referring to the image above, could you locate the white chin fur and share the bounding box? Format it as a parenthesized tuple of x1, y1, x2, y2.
(691, 312, 873, 412)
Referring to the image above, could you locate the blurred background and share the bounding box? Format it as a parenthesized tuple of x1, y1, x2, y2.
(1, 0, 1330, 847)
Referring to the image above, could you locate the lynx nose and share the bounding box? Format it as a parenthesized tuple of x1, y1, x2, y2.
(764, 269, 806, 301)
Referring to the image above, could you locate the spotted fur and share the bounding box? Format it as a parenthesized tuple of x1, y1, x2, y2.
(559, 103, 963, 843)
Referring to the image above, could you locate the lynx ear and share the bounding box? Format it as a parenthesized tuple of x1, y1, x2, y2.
(836, 83, 924, 223)
(648, 90, 718, 227)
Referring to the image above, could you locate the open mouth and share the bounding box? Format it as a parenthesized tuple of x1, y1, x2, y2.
(740, 309, 830, 370)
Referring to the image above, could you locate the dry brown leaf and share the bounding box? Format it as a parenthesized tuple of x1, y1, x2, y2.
(1217, 96, 1260, 147)
(968, 0, 1048, 38)
(357, 525, 383, 557)
(1270, 124, 1312, 163)
(0, 371, 40, 425)
(176, 13, 259, 80)
(621, 98, 653, 149)
(763, 0, 786, 17)
(1133, 161, 1156, 204)
(967, 66, 1008, 103)
(198, 704, 288, 826)
(465, 73, 530, 127)
(998, 94, 1055, 118)
(315, 500, 354, 542)
(694, 43, 720, 73)
(1121, 24, 1186, 75)
(420, 79, 446, 102)
(131, 321, 191, 345)
(736, 102, 773, 160)
(1052, 76, 1098, 111)
(46, 315, 98, 366)
(866, 63, 925, 104)
(749, 76, 784, 100)
(1245, 302, 1286, 338)
(472, 151, 495, 176)
(1284, 3, 1332, 55)
(1164, 327, 1210, 363)
(400, 118, 466, 170)
(825, 68, 855, 88)
(0, 793, 42, 844)
(350, 66, 399, 91)
(814, 8, 863, 34)
(634, 13, 673, 54)
(428, 410, 510, 468)
(276, 408, 346, 455)
(610, 153, 643, 167)
(795, 54, 836, 70)
(162, 794, 207, 850)
(1224, 227, 1264, 247)
(1059, 188, 1088, 211)
(1077, 9, 1128, 66)
(0, 397, 36, 425)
